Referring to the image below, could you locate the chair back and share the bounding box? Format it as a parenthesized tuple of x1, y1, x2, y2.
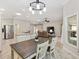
(50, 37, 57, 50)
(36, 40, 49, 59)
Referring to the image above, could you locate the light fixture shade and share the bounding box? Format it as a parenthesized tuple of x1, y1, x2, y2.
(39, 11, 42, 14)
(29, 0, 46, 14)
(43, 7, 46, 12)
(29, 7, 32, 11)
(37, 4, 40, 9)
(32, 11, 35, 14)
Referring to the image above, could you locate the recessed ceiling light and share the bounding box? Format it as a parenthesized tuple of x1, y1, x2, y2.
(0, 8, 5, 11)
(16, 13, 21, 15)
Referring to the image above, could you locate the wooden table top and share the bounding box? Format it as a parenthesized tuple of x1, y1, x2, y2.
(10, 37, 50, 59)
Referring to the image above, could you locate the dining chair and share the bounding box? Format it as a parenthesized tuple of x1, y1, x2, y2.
(36, 40, 49, 59)
(26, 40, 49, 59)
(49, 37, 57, 59)
(50, 37, 57, 52)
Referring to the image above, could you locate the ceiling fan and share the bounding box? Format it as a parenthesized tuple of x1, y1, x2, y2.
(37, 17, 50, 24)
(43, 17, 50, 23)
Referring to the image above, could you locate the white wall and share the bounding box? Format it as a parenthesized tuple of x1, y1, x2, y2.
(62, 0, 79, 57)
(0, 16, 2, 51)
(1, 18, 13, 25)
(43, 20, 62, 37)
(35, 24, 43, 31)
(14, 19, 31, 35)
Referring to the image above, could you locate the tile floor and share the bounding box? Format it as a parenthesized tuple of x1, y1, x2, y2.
(45, 48, 77, 59)
(0, 37, 78, 59)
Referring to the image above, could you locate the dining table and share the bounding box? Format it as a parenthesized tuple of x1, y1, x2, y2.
(10, 37, 50, 59)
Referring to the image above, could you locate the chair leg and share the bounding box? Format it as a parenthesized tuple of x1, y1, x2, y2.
(53, 51, 58, 59)
(47, 51, 55, 59)
(50, 51, 57, 59)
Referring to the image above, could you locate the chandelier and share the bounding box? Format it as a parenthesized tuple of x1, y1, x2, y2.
(29, 0, 46, 14)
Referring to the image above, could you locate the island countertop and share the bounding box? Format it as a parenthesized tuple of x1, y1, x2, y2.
(10, 37, 49, 59)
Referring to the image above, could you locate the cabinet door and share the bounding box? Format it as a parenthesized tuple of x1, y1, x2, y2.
(14, 50, 22, 59)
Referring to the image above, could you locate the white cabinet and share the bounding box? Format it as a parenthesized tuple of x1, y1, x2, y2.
(16, 34, 36, 42)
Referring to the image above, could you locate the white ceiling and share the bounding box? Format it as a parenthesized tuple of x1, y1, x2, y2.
(0, 0, 69, 23)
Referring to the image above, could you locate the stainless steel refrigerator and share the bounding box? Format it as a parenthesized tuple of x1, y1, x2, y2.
(2, 25, 14, 39)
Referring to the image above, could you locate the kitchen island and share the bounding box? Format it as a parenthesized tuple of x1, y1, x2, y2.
(10, 37, 50, 59)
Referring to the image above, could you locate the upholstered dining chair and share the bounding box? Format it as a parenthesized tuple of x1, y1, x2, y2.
(26, 40, 49, 59)
(50, 37, 57, 52)
(36, 40, 49, 59)
(49, 37, 57, 59)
